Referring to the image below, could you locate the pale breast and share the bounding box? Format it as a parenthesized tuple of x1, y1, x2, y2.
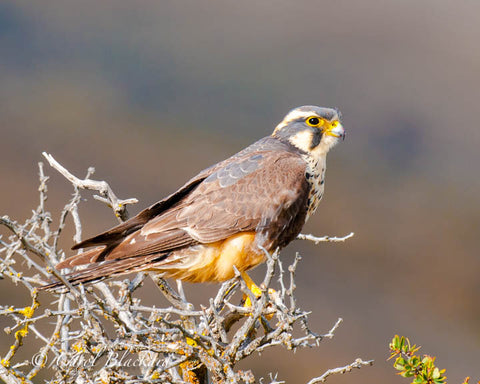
(305, 156, 326, 220)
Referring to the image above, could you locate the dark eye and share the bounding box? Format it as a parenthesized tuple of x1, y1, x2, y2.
(306, 117, 320, 126)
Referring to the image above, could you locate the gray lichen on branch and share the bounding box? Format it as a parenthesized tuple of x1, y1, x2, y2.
(0, 153, 370, 384)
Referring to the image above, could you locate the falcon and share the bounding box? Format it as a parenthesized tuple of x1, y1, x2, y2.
(41, 106, 345, 291)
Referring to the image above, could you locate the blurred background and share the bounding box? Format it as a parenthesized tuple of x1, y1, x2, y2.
(1, 0, 479, 382)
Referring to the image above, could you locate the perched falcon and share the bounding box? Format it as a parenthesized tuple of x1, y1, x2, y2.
(41, 106, 344, 290)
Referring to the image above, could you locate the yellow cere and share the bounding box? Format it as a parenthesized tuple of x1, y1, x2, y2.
(305, 116, 340, 131)
(324, 120, 342, 138)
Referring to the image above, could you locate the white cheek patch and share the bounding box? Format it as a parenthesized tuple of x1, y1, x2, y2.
(308, 133, 340, 159)
(288, 130, 313, 152)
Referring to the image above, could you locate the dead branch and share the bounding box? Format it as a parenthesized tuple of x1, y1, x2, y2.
(0, 154, 371, 384)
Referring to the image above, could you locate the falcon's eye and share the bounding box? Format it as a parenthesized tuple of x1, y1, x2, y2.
(306, 116, 321, 127)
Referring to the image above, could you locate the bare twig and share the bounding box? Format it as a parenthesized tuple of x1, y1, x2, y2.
(42, 152, 138, 222)
(297, 232, 355, 244)
(0, 154, 368, 384)
(307, 358, 374, 384)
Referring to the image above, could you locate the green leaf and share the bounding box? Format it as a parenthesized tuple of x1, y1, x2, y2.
(398, 336, 405, 350)
(391, 335, 401, 350)
(409, 356, 420, 366)
(394, 357, 407, 370)
(413, 377, 425, 384)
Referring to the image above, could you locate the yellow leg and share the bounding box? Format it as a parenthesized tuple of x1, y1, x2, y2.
(240, 272, 276, 313)
(241, 271, 263, 300)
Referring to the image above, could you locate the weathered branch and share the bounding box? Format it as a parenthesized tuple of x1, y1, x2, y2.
(0, 154, 370, 384)
(42, 152, 138, 222)
(307, 358, 374, 384)
(297, 232, 355, 244)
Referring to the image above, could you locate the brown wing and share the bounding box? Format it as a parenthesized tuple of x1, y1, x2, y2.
(56, 137, 309, 270)
(181, 152, 310, 248)
(70, 136, 283, 252)
(70, 171, 207, 250)
(103, 149, 309, 261)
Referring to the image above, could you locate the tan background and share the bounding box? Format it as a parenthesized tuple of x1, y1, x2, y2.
(1, 1, 479, 382)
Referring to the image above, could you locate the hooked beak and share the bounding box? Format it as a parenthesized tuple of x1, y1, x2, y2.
(325, 122, 345, 140)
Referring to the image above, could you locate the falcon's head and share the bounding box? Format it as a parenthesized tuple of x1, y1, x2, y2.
(272, 105, 345, 156)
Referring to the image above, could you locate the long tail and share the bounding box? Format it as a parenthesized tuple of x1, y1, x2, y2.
(39, 252, 168, 291)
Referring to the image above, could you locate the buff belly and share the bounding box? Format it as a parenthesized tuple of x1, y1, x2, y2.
(148, 232, 265, 283)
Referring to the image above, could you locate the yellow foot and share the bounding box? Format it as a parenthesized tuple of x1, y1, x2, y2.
(240, 272, 276, 319)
